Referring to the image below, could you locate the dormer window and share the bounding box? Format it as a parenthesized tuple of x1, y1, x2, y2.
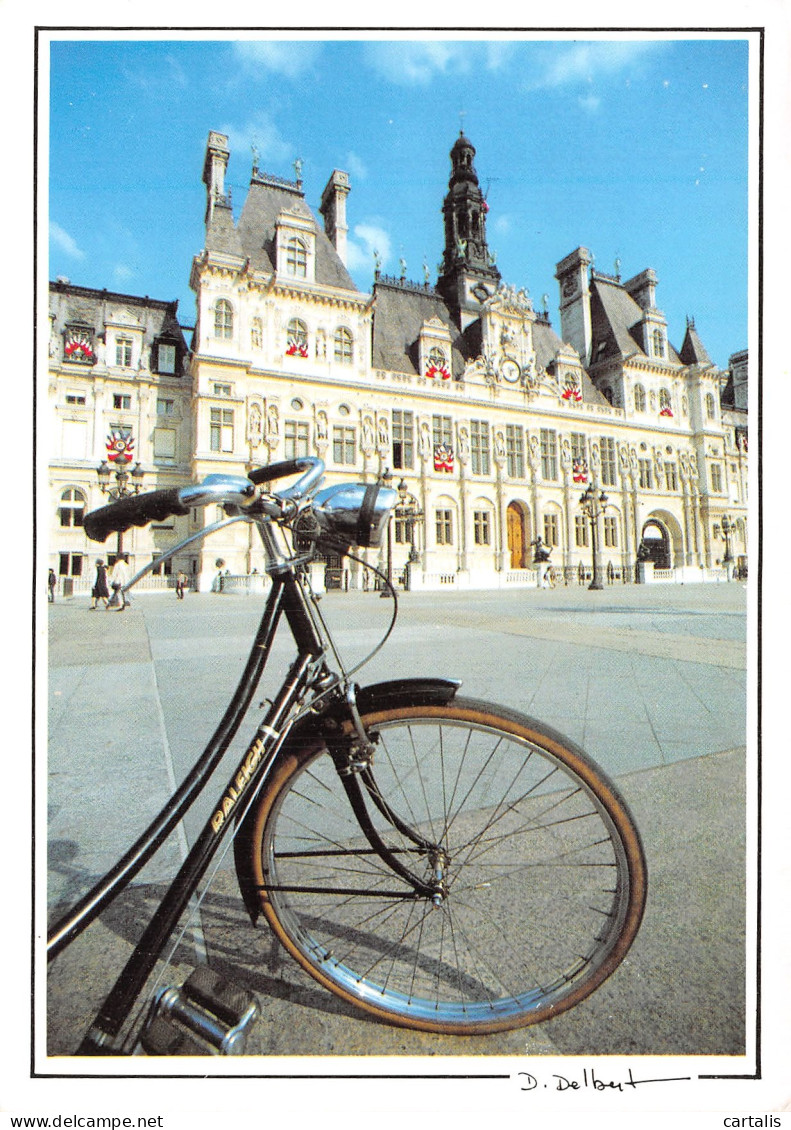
(634, 383, 646, 412)
(652, 328, 665, 357)
(156, 342, 177, 374)
(286, 237, 308, 279)
(276, 210, 316, 282)
(115, 336, 133, 367)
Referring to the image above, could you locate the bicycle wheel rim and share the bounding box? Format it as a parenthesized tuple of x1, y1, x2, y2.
(251, 701, 646, 1033)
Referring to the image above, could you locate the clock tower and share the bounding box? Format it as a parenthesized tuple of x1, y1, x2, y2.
(436, 132, 501, 329)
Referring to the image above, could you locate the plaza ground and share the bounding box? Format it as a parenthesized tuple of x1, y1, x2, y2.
(45, 581, 751, 1059)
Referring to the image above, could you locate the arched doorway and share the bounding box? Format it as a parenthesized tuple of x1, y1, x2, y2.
(639, 519, 671, 569)
(507, 502, 528, 568)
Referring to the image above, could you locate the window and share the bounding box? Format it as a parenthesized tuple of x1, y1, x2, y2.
(214, 299, 233, 339)
(473, 510, 491, 546)
(426, 346, 450, 379)
(58, 552, 83, 577)
(213, 383, 232, 397)
(603, 516, 618, 548)
(543, 513, 559, 547)
(157, 343, 176, 373)
(65, 392, 86, 406)
(634, 384, 646, 412)
(284, 420, 309, 459)
(710, 463, 723, 493)
(600, 436, 617, 487)
(652, 328, 665, 357)
(332, 425, 356, 465)
(659, 388, 672, 416)
(151, 554, 173, 577)
(157, 398, 175, 415)
(505, 425, 524, 478)
(250, 318, 263, 351)
(433, 415, 453, 447)
(638, 458, 653, 489)
(286, 318, 308, 357)
(470, 420, 490, 475)
(153, 428, 176, 459)
(58, 488, 86, 528)
(575, 515, 589, 547)
(115, 337, 133, 367)
(394, 515, 410, 544)
(392, 410, 414, 470)
(540, 429, 558, 480)
(664, 463, 678, 491)
(210, 407, 234, 453)
(435, 508, 453, 546)
(286, 237, 308, 279)
(113, 394, 131, 410)
(333, 327, 353, 364)
(706, 393, 716, 420)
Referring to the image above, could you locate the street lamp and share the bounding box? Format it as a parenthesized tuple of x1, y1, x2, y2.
(379, 468, 394, 597)
(396, 478, 423, 566)
(579, 485, 608, 591)
(720, 513, 734, 580)
(97, 457, 144, 557)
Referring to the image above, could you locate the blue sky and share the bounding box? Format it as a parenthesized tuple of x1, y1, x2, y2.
(47, 34, 751, 369)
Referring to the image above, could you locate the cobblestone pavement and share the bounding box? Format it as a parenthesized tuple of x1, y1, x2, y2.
(45, 582, 750, 1060)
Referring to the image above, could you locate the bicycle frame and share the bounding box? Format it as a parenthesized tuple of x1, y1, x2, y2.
(47, 513, 343, 1052)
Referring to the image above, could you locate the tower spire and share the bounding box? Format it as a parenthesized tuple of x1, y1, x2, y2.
(436, 133, 500, 327)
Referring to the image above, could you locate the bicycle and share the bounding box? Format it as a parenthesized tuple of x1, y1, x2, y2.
(47, 457, 647, 1055)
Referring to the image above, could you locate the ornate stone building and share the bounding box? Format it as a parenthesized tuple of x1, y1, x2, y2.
(47, 283, 193, 592)
(47, 130, 749, 594)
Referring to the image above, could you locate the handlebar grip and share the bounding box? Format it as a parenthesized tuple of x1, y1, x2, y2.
(247, 458, 314, 485)
(84, 488, 190, 543)
(248, 456, 325, 501)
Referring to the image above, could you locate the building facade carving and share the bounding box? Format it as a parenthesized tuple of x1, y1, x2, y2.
(47, 131, 749, 593)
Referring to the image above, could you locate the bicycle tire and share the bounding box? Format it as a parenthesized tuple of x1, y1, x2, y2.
(242, 696, 647, 1034)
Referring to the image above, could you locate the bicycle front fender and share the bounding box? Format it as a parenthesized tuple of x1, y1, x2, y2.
(232, 677, 462, 924)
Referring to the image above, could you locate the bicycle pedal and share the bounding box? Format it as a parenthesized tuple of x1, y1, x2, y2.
(140, 966, 259, 1056)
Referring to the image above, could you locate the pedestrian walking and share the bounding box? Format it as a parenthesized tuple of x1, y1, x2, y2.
(48, 569, 57, 603)
(108, 554, 131, 610)
(175, 571, 187, 600)
(91, 559, 111, 609)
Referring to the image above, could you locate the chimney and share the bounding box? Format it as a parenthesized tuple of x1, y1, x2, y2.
(624, 268, 658, 311)
(320, 170, 350, 265)
(555, 247, 593, 364)
(202, 131, 230, 225)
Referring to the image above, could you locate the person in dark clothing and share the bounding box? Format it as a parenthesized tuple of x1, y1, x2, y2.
(91, 559, 111, 610)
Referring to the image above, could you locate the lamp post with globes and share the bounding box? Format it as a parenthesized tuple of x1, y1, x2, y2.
(579, 485, 608, 591)
(720, 513, 734, 581)
(395, 478, 423, 588)
(97, 457, 144, 559)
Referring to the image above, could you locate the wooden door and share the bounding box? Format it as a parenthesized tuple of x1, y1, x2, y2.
(507, 503, 525, 569)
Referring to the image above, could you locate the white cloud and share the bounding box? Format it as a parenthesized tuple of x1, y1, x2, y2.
(526, 40, 661, 91)
(363, 41, 479, 86)
(346, 223, 392, 273)
(344, 151, 368, 182)
(578, 92, 602, 113)
(113, 264, 134, 283)
(222, 113, 291, 167)
(50, 222, 84, 260)
(232, 40, 322, 79)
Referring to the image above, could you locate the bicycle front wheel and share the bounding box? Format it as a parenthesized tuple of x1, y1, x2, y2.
(244, 696, 647, 1033)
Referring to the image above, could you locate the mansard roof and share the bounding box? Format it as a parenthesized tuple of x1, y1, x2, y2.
(48, 281, 190, 343)
(371, 279, 468, 376)
(589, 275, 682, 365)
(207, 173, 359, 292)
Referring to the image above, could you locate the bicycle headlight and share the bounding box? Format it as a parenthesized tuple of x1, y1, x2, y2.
(294, 483, 397, 553)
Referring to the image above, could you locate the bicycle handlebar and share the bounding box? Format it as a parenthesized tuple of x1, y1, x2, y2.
(84, 458, 326, 544)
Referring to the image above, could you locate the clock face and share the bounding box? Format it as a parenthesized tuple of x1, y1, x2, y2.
(501, 358, 521, 384)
